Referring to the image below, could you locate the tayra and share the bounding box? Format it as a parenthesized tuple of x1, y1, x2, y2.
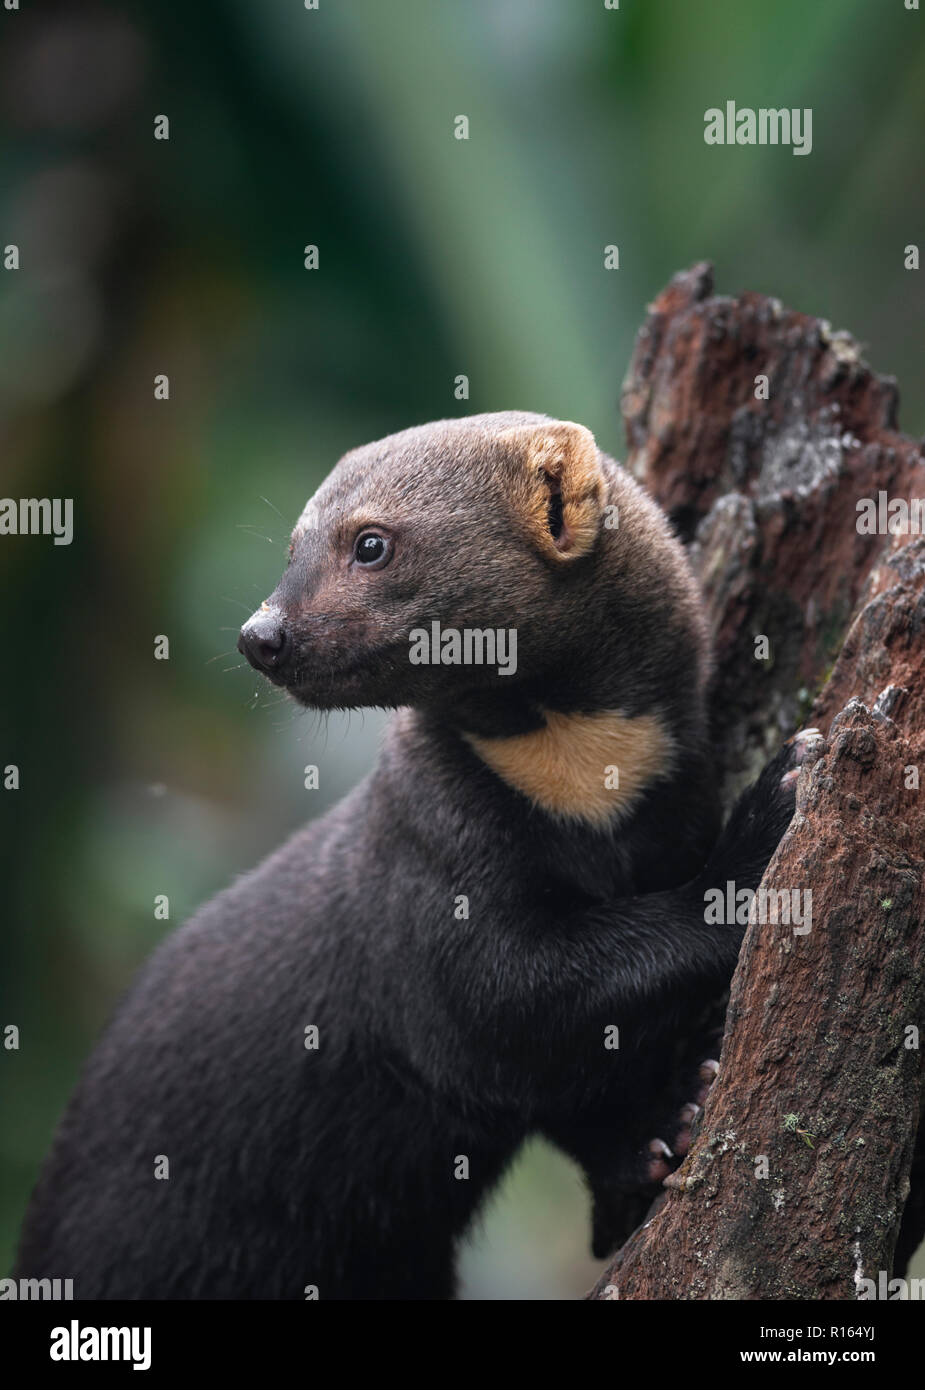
(16, 413, 809, 1298)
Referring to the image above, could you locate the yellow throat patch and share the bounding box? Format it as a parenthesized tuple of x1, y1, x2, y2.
(466, 708, 674, 827)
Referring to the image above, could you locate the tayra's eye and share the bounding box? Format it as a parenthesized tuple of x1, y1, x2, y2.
(353, 532, 392, 568)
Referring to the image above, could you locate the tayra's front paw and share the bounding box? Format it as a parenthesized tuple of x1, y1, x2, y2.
(745, 723, 824, 833)
(706, 726, 825, 888)
(780, 726, 824, 789)
(589, 1056, 724, 1257)
(645, 1058, 719, 1181)
(764, 725, 824, 818)
(767, 724, 827, 853)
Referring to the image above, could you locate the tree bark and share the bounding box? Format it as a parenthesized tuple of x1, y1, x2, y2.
(589, 265, 925, 1299)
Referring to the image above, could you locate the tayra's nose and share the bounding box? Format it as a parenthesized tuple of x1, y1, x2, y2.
(238, 612, 291, 675)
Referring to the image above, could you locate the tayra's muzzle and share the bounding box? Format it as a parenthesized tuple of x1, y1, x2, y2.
(238, 607, 292, 680)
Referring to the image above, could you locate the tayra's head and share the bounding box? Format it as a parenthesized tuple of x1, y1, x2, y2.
(238, 411, 706, 741)
(238, 412, 611, 712)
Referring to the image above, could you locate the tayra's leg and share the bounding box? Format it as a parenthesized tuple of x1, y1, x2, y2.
(543, 729, 823, 1258)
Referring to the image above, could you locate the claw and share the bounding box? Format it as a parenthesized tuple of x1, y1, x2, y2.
(696, 1059, 720, 1104)
(646, 1136, 674, 1183)
(789, 727, 825, 764)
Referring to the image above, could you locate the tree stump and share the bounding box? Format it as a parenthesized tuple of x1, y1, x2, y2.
(589, 264, 925, 1300)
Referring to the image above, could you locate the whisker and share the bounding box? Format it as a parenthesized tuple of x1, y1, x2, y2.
(236, 525, 277, 545)
(260, 496, 289, 525)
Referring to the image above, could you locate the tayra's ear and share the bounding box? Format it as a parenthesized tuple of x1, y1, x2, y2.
(499, 421, 605, 562)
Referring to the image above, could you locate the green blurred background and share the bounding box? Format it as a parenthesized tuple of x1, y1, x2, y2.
(2, 0, 923, 1298)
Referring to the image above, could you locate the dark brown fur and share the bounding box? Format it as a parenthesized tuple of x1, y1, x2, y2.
(15, 413, 798, 1298)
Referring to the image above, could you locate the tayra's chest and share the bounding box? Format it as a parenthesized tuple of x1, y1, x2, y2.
(464, 707, 676, 830)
